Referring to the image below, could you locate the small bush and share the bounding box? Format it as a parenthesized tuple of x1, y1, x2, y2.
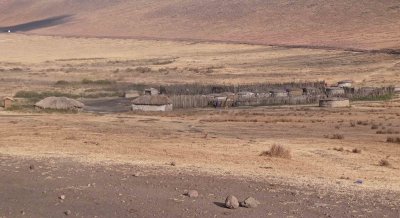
(261, 144, 292, 159)
(330, 134, 344, 140)
(379, 159, 390, 167)
(352, 148, 362, 154)
(387, 137, 400, 144)
(371, 124, 379, 130)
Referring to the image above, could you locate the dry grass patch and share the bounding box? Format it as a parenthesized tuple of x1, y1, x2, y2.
(261, 144, 292, 159)
(379, 159, 391, 167)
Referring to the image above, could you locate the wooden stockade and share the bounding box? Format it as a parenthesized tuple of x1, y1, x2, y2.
(171, 95, 209, 109)
(235, 96, 320, 107)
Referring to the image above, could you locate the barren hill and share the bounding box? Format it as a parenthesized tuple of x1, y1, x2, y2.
(1, 0, 400, 50)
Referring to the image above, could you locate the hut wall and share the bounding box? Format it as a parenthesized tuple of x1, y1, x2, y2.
(132, 104, 173, 112)
(319, 99, 350, 108)
(338, 82, 352, 88)
(3, 99, 13, 109)
(288, 90, 303, 97)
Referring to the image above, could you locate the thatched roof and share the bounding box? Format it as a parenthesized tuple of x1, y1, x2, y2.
(132, 95, 172, 105)
(35, 97, 84, 110)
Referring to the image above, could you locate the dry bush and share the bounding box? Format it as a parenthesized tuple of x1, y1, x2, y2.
(379, 159, 391, 167)
(261, 144, 292, 159)
(386, 137, 400, 143)
(352, 148, 362, 154)
(357, 120, 369, 126)
(328, 134, 344, 140)
(333, 147, 344, 152)
(371, 124, 379, 130)
(350, 121, 356, 127)
(377, 129, 399, 134)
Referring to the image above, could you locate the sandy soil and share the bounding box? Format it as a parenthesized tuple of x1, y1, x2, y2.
(0, 155, 399, 218)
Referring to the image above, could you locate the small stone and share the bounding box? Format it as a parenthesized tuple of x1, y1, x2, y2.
(29, 165, 35, 170)
(225, 195, 239, 209)
(20, 210, 25, 215)
(240, 197, 260, 208)
(59, 195, 66, 200)
(64, 210, 71, 216)
(132, 173, 141, 177)
(170, 161, 176, 166)
(185, 190, 199, 198)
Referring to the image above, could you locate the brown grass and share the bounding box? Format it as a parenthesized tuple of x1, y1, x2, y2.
(261, 144, 292, 159)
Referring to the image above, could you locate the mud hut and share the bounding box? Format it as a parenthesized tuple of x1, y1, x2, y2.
(270, 90, 288, 97)
(3, 97, 15, 109)
(132, 95, 172, 111)
(337, 80, 353, 88)
(144, 88, 159, 96)
(319, 98, 350, 108)
(326, 87, 345, 96)
(286, 88, 303, 97)
(35, 97, 84, 110)
(237, 91, 255, 98)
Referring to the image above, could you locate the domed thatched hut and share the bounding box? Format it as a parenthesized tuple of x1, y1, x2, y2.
(319, 98, 350, 108)
(35, 97, 84, 110)
(132, 95, 172, 112)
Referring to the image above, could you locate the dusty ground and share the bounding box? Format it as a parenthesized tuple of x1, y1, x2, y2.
(0, 155, 399, 218)
(0, 101, 399, 192)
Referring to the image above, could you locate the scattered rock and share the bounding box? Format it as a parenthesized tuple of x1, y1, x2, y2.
(132, 173, 141, 177)
(225, 195, 239, 209)
(64, 210, 71, 216)
(240, 197, 260, 208)
(29, 165, 35, 170)
(354, 179, 363, 184)
(185, 190, 199, 198)
(59, 195, 66, 200)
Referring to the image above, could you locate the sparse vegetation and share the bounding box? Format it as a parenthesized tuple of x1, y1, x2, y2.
(379, 159, 391, 167)
(261, 144, 292, 159)
(326, 134, 344, 140)
(386, 137, 400, 144)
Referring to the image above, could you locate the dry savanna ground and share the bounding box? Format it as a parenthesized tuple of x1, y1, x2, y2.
(1, 34, 400, 97)
(0, 102, 400, 193)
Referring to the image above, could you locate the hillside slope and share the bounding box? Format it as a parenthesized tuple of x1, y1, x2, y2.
(1, 0, 400, 50)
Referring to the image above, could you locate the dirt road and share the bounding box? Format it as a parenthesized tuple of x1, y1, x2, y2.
(0, 155, 398, 218)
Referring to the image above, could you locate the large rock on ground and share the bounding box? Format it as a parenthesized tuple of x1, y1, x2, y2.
(240, 197, 260, 208)
(225, 195, 239, 209)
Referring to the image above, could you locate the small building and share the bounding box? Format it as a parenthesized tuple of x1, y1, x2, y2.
(144, 88, 159, 96)
(326, 87, 345, 96)
(35, 97, 84, 111)
(286, 88, 303, 97)
(270, 90, 288, 98)
(337, 80, 353, 88)
(237, 91, 255, 98)
(394, 86, 400, 93)
(124, 90, 140, 98)
(132, 95, 172, 112)
(3, 97, 15, 109)
(319, 98, 350, 108)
